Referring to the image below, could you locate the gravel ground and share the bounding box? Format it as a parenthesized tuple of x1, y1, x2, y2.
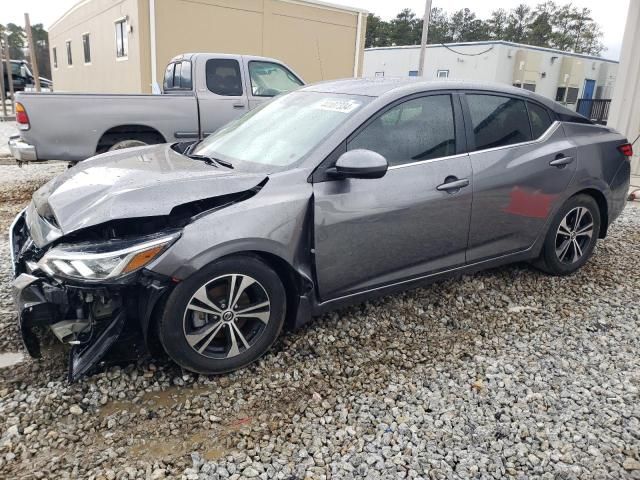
(0, 162, 639, 480)
(0, 121, 18, 158)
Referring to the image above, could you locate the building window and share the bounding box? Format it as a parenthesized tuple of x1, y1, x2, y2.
(82, 33, 91, 64)
(408, 70, 418, 77)
(513, 82, 536, 92)
(374, 72, 384, 77)
(52, 47, 57, 68)
(115, 19, 128, 58)
(66, 40, 72, 66)
(556, 87, 579, 104)
(437, 69, 449, 78)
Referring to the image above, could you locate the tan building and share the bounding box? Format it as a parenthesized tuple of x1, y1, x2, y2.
(48, 0, 367, 93)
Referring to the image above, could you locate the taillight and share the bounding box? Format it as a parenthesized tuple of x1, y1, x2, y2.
(15, 102, 30, 129)
(618, 143, 633, 157)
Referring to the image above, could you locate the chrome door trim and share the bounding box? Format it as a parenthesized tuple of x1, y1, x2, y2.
(467, 121, 561, 156)
(388, 152, 469, 170)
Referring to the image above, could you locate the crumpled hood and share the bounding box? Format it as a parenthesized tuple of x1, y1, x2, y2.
(32, 144, 266, 235)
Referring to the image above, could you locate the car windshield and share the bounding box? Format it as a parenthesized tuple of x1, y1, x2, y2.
(193, 91, 370, 172)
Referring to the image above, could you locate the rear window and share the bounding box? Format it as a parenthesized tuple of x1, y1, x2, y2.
(164, 61, 192, 91)
(467, 94, 532, 151)
(528, 102, 553, 138)
(206, 59, 243, 96)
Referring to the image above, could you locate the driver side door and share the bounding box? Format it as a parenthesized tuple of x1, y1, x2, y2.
(313, 93, 473, 300)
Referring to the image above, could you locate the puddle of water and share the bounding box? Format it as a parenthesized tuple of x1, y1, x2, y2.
(0, 352, 24, 369)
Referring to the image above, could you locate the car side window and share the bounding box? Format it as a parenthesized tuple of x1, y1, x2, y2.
(249, 61, 303, 97)
(467, 94, 532, 151)
(528, 102, 553, 139)
(206, 59, 243, 96)
(348, 95, 456, 167)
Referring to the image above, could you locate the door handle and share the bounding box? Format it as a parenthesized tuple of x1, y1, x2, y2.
(436, 177, 470, 192)
(549, 155, 574, 168)
(233, 103, 246, 109)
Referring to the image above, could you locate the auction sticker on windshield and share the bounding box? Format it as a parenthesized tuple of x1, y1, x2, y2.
(312, 99, 362, 114)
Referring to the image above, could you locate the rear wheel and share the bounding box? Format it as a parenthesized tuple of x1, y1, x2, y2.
(536, 194, 601, 275)
(159, 256, 286, 374)
(108, 139, 149, 151)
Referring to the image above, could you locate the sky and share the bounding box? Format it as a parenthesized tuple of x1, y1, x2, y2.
(1, 0, 630, 60)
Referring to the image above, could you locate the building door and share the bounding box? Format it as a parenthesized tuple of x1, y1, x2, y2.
(578, 79, 596, 116)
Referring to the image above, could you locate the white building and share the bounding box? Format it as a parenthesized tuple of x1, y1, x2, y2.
(363, 41, 618, 113)
(608, 1, 640, 176)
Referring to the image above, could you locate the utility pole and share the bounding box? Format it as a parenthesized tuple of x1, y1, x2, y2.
(24, 13, 41, 92)
(3, 32, 15, 111)
(417, 0, 433, 77)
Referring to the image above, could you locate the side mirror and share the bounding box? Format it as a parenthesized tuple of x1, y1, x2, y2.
(328, 149, 388, 180)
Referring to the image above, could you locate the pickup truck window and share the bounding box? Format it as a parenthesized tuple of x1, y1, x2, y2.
(206, 59, 243, 97)
(164, 61, 192, 91)
(249, 61, 303, 97)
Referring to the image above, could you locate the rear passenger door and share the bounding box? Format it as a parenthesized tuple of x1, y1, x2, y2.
(196, 58, 249, 137)
(464, 93, 577, 262)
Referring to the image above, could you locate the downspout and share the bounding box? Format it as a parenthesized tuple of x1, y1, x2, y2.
(149, 0, 159, 93)
(353, 12, 362, 78)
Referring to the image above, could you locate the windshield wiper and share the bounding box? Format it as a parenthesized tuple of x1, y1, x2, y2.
(187, 154, 234, 169)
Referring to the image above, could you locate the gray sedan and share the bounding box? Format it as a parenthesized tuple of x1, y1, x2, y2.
(10, 79, 632, 380)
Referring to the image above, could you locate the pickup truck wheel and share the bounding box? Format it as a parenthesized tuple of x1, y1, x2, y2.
(159, 256, 286, 375)
(108, 139, 149, 151)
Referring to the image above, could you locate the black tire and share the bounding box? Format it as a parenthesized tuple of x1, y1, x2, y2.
(159, 255, 286, 374)
(536, 194, 601, 275)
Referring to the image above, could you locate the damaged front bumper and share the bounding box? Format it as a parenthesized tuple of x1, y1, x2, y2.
(10, 210, 173, 381)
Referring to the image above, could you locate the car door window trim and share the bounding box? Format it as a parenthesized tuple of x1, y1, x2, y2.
(388, 152, 470, 170)
(467, 121, 561, 156)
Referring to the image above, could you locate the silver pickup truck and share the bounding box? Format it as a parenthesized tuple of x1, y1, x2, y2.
(9, 53, 304, 162)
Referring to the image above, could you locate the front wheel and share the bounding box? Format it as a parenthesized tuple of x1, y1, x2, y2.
(536, 194, 601, 275)
(159, 256, 286, 374)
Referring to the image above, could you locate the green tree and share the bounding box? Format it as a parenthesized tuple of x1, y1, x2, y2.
(487, 9, 509, 40)
(427, 7, 452, 44)
(505, 4, 532, 43)
(526, 2, 555, 47)
(3, 23, 26, 60)
(31, 23, 51, 79)
(389, 8, 421, 46)
(449, 8, 490, 42)
(365, 14, 390, 48)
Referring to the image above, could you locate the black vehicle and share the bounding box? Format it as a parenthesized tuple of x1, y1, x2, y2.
(2, 60, 52, 96)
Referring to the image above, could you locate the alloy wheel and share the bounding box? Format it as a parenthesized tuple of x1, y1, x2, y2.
(182, 274, 271, 359)
(555, 206, 594, 264)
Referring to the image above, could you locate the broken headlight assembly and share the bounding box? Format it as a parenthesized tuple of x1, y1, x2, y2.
(37, 232, 180, 281)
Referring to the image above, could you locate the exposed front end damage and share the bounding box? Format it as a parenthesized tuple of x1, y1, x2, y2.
(11, 210, 174, 381)
(10, 177, 267, 381)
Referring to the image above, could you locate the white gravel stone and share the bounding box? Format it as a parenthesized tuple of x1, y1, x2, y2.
(0, 163, 639, 479)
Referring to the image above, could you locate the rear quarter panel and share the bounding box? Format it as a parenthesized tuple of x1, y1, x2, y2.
(17, 92, 198, 161)
(563, 123, 630, 225)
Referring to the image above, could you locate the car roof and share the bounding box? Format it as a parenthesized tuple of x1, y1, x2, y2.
(300, 77, 585, 120)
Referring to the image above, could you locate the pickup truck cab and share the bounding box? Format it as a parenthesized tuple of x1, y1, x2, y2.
(9, 53, 304, 162)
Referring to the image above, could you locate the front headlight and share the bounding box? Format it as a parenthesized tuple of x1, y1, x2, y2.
(37, 232, 180, 281)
